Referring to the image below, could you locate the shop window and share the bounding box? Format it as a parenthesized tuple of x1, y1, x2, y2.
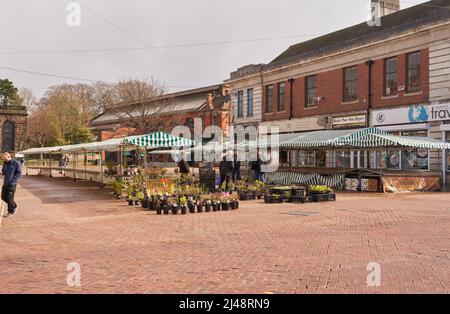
(280, 150, 289, 164)
(335, 151, 351, 168)
(384, 57, 398, 96)
(298, 151, 315, 167)
(376, 151, 401, 170)
(400, 130, 428, 170)
(447, 132, 450, 171)
(316, 151, 326, 168)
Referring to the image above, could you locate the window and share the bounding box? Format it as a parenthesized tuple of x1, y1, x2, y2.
(2, 120, 15, 152)
(247, 88, 253, 117)
(384, 57, 398, 96)
(237, 91, 244, 118)
(298, 150, 315, 167)
(277, 82, 285, 111)
(343, 66, 358, 102)
(265, 85, 273, 113)
(305, 75, 317, 107)
(335, 151, 351, 168)
(406, 51, 421, 93)
(400, 130, 428, 170)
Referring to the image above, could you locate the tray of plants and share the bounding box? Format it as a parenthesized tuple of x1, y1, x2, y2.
(307, 185, 336, 202)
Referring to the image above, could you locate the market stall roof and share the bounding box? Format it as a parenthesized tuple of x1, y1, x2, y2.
(279, 127, 450, 150)
(122, 131, 195, 148)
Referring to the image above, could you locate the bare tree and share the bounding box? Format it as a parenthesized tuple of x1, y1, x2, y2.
(105, 78, 179, 134)
(18, 88, 38, 113)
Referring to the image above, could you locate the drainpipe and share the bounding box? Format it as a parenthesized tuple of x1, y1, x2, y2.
(365, 59, 374, 127)
(288, 78, 295, 120)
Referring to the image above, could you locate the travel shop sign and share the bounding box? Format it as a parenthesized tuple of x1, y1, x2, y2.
(372, 103, 450, 126)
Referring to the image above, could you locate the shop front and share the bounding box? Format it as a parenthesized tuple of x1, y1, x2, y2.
(371, 102, 450, 188)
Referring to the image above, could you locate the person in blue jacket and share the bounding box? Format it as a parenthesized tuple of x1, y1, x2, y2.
(1, 152, 22, 217)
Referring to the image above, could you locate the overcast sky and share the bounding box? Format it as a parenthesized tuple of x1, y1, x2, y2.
(0, 0, 428, 98)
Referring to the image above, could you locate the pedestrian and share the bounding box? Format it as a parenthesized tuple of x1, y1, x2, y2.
(1, 152, 22, 217)
(177, 152, 190, 175)
(219, 152, 234, 191)
(251, 154, 264, 182)
(232, 150, 241, 183)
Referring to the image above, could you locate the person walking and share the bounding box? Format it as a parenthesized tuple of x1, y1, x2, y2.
(251, 154, 264, 182)
(232, 150, 241, 183)
(1, 152, 22, 217)
(219, 152, 234, 191)
(177, 153, 190, 175)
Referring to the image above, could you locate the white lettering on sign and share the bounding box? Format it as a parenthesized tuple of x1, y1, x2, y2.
(333, 115, 367, 127)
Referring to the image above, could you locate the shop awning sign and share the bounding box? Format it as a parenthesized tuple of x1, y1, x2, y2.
(372, 103, 450, 126)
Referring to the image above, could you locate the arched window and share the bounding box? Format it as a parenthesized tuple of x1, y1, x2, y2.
(2, 120, 15, 152)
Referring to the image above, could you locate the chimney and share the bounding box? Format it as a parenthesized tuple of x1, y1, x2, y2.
(371, 0, 400, 18)
(206, 93, 214, 110)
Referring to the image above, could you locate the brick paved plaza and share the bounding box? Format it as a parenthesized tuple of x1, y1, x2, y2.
(0, 176, 449, 294)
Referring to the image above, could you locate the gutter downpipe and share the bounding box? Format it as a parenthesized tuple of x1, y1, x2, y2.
(288, 78, 295, 121)
(363, 59, 374, 190)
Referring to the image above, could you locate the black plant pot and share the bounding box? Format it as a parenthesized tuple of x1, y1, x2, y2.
(128, 199, 134, 206)
(197, 203, 203, 213)
(188, 203, 196, 213)
(231, 200, 237, 210)
(134, 200, 140, 206)
(156, 207, 162, 215)
(212, 203, 218, 212)
(222, 202, 230, 211)
(171, 205, 179, 215)
(181, 205, 187, 215)
(148, 200, 155, 210)
(141, 197, 148, 209)
(205, 203, 212, 212)
(163, 205, 169, 215)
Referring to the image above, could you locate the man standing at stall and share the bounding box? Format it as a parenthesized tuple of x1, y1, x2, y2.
(1, 152, 22, 217)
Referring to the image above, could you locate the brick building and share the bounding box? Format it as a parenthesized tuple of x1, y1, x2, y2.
(0, 104, 27, 153)
(226, 0, 450, 182)
(90, 84, 231, 142)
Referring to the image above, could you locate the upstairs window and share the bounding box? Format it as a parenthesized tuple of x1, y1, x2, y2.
(406, 51, 421, 93)
(247, 88, 254, 117)
(277, 82, 286, 111)
(384, 57, 398, 96)
(265, 85, 273, 113)
(343, 66, 358, 102)
(237, 91, 244, 118)
(305, 75, 317, 107)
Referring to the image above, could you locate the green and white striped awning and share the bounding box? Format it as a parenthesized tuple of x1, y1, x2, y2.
(279, 127, 450, 150)
(122, 131, 195, 148)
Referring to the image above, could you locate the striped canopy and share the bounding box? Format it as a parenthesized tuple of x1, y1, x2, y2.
(279, 127, 450, 150)
(122, 131, 195, 148)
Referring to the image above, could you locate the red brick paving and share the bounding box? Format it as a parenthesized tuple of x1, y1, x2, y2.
(0, 176, 449, 294)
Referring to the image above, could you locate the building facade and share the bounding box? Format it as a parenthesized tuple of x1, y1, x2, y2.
(226, 0, 450, 181)
(0, 104, 27, 153)
(90, 84, 231, 142)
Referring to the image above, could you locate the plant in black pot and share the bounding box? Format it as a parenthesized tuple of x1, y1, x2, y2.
(230, 193, 239, 210)
(196, 198, 203, 213)
(254, 180, 265, 199)
(180, 196, 187, 215)
(171, 200, 179, 215)
(163, 204, 170, 215)
(221, 194, 231, 211)
(204, 198, 212, 212)
(187, 198, 196, 213)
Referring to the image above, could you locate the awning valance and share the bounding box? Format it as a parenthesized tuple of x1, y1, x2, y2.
(122, 131, 195, 148)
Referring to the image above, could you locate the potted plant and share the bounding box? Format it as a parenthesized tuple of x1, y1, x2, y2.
(180, 196, 187, 215)
(136, 191, 145, 207)
(187, 198, 196, 213)
(163, 204, 170, 215)
(196, 199, 203, 213)
(221, 194, 231, 211)
(230, 193, 239, 210)
(254, 180, 265, 199)
(156, 205, 162, 215)
(308, 185, 336, 202)
(171, 201, 179, 215)
(204, 198, 212, 212)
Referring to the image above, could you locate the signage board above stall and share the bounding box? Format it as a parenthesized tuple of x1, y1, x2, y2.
(332, 114, 367, 128)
